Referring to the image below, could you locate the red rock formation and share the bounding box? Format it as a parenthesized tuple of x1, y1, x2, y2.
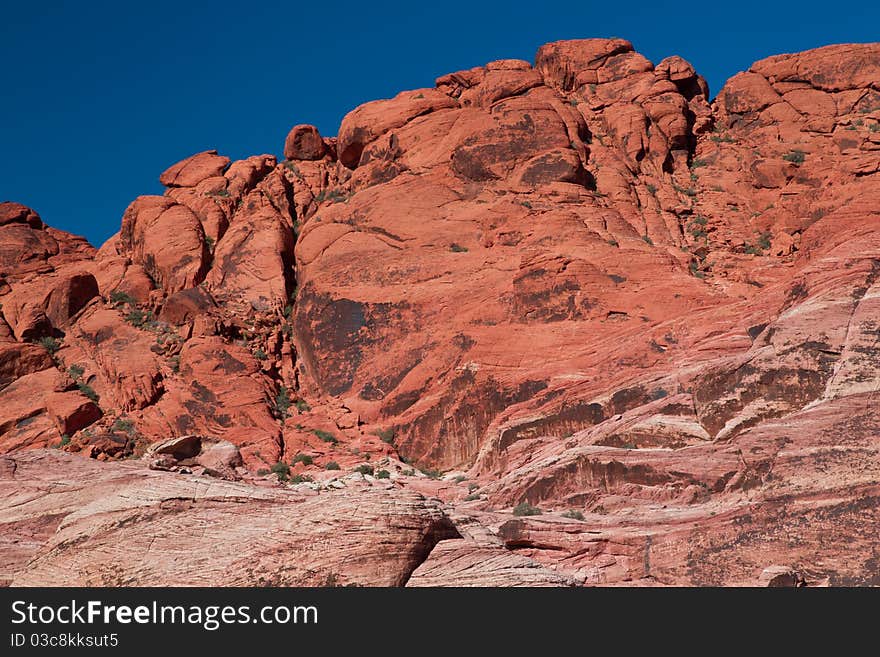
(1, 450, 457, 587)
(159, 150, 231, 188)
(284, 124, 327, 161)
(1, 40, 879, 586)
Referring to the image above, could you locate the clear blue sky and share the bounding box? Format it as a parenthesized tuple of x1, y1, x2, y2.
(2, 1, 877, 246)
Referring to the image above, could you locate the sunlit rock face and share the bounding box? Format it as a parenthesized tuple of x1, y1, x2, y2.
(2, 41, 879, 586)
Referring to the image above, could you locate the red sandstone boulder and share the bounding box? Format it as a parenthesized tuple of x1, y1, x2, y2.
(1, 271, 99, 340)
(44, 391, 102, 436)
(0, 204, 94, 283)
(159, 150, 230, 188)
(63, 305, 165, 412)
(204, 189, 295, 311)
(0, 342, 54, 389)
(284, 124, 326, 160)
(0, 368, 67, 451)
(119, 196, 208, 293)
(337, 88, 459, 168)
(158, 286, 217, 325)
(0, 219, 58, 278)
(0, 202, 43, 228)
(137, 337, 282, 468)
(535, 38, 635, 90)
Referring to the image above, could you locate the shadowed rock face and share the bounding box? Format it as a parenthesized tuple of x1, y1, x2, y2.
(1, 40, 879, 586)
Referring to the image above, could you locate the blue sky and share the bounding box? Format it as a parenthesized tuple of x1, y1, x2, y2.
(2, 1, 877, 246)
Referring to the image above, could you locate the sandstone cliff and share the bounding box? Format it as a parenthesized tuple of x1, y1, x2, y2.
(2, 39, 879, 586)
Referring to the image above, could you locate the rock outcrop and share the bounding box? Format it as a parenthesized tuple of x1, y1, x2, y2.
(0, 450, 458, 587)
(1, 40, 879, 586)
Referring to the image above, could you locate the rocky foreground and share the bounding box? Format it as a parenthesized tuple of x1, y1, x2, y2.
(1, 39, 879, 586)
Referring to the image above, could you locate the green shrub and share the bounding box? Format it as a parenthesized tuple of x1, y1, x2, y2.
(273, 386, 291, 419)
(38, 336, 62, 354)
(294, 399, 310, 413)
(290, 474, 313, 484)
(324, 461, 340, 471)
(291, 453, 313, 466)
(112, 418, 135, 434)
(108, 290, 136, 307)
(464, 493, 480, 501)
(402, 468, 415, 476)
(59, 434, 71, 447)
(253, 348, 267, 360)
(124, 308, 153, 329)
(374, 428, 395, 444)
(453, 474, 467, 483)
(204, 235, 215, 251)
(68, 364, 85, 380)
(313, 429, 338, 444)
(757, 231, 772, 251)
(270, 462, 291, 481)
(315, 188, 347, 204)
(420, 467, 442, 480)
(646, 183, 657, 194)
(449, 243, 469, 253)
(355, 464, 374, 476)
(513, 502, 542, 517)
(690, 158, 709, 168)
(376, 469, 390, 479)
(710, 133, 735, 143)
(642, 235, 653, 245)
(782, 149, 806, 164)
(562, 510, 585, 521)
(77, 382, 99, 402)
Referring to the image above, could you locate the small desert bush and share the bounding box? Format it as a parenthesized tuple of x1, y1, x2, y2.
(313, 429, 338, 444)
(513, 502, 542, 517)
